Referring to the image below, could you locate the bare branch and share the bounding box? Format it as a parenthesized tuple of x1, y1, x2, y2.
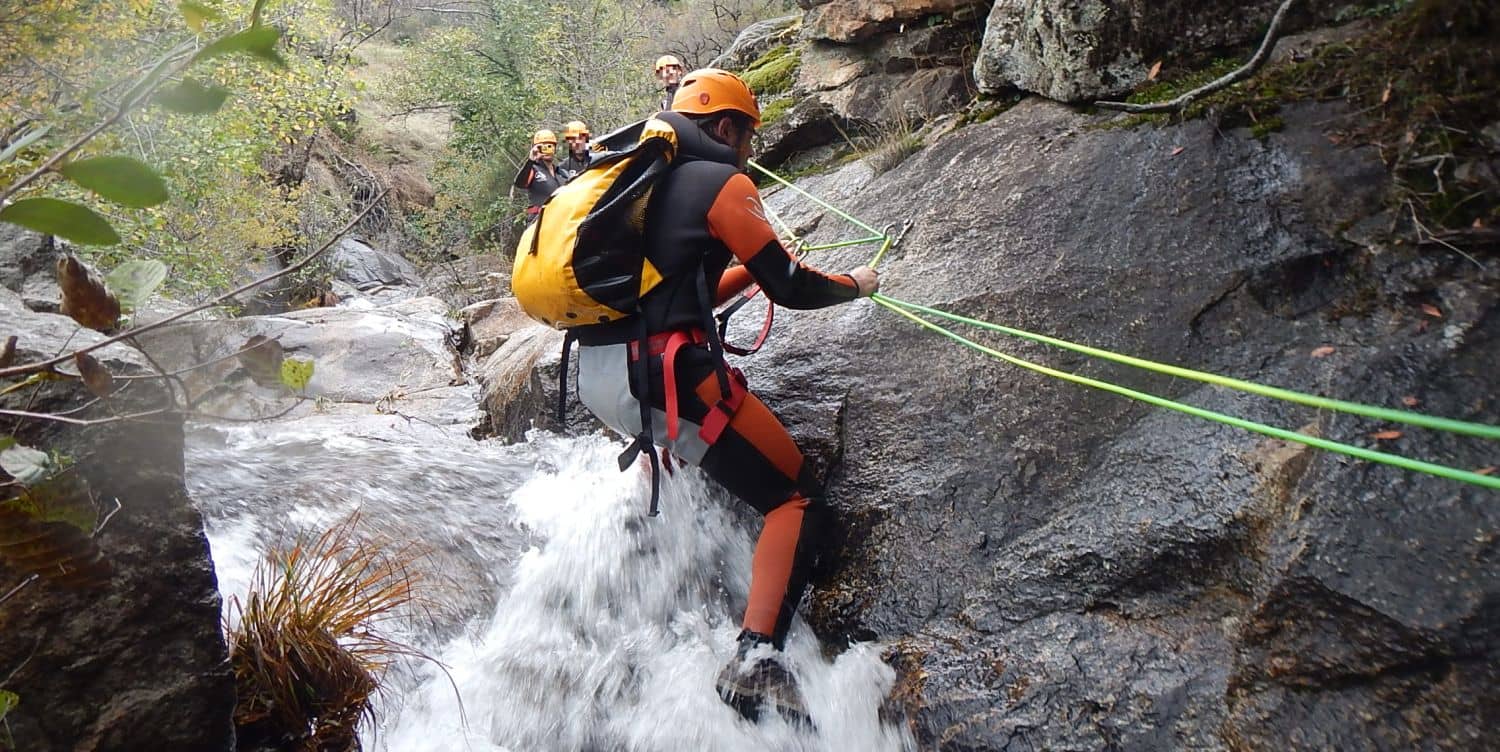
(0, 41, 195, 204)
(0, 191, 389, 381)
(414, 5, 487, 15)
(0, 576, 40, 608)
(0, 407, 176, 426)
(1095, 0, 1299, 114)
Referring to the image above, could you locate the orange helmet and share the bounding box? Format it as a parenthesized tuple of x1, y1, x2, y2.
(670, 68, 761, 129)
(532, 129, 557, 145)
(562, 120, 589, 139)
(654, 54, 682, 73)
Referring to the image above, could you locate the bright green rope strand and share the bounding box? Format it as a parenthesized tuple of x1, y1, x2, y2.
(744, 160, 1496, 486)
(875, 295, 1500, 441)
(748, 159, 885, 237)
(872, 296, 1500, 491)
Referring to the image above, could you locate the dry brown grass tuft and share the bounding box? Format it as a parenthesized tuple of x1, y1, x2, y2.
(226, 513, 433, 751)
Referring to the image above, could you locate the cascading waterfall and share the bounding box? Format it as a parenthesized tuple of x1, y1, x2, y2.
(188, 417, 914, 752)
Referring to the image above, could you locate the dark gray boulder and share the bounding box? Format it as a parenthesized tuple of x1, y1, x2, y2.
(741, 98, 1497, 750)
(331, 236, 421, 290)
(0, 289, 235, 751)
(974, 0, 1385, 100)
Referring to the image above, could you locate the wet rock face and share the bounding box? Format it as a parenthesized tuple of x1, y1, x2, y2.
(738, 99, 1498, 748)
(137, 295, 473, 425)
(973, 0, 1376, 100)
(0, 291, 235, 751)
(331, 236, 423, 290)
(806, 0, 990, 43)
(758, 27, 978, 167)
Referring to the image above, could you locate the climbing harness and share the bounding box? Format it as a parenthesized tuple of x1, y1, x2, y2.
(743, 159, 1500, 491)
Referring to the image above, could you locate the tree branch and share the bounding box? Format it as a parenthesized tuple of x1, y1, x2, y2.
(1095, 0, 1299, 114)
(0, 42, 195, 205)
(0, 407, 175, 426)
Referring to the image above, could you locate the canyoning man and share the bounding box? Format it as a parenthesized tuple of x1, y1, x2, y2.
(558, 120, 592, 182)
(654, 54, 685, 111)
(513, 128, 563, 217)
(571, 69, 879, 723)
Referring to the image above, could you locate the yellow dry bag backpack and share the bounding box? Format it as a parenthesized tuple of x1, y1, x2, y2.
(511, 116, 681, 328)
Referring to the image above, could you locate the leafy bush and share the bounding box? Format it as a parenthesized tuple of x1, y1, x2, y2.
(0, 0, 359, 298)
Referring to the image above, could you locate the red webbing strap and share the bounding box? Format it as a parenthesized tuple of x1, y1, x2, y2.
(698, 366, 747, 445)
(661, 332, 692, 442)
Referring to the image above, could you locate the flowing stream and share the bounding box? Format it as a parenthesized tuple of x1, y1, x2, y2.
(186, 408, 914, 751)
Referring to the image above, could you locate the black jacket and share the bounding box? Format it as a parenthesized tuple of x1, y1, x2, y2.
(513, 160, 563, 208)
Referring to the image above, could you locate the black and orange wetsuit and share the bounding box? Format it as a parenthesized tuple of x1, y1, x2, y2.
(513, 159, 563, 215)
(575, 113, 859, 648)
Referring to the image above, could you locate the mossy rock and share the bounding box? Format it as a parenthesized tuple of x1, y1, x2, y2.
(740, 44, 801, 98)
(760, 96, 795, 126)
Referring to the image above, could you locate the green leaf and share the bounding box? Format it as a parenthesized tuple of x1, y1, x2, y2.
(279, 357, 314, 392)
(105, 260, 168, 312)
(0, 125, 50, 165)
(153, 78, 230, 114)
(0, 437, 15, 452)
(180, 1, 221, 32)
(0, 443, 51, 486)
(0, 199, 120, 246)
(60, 156, 169, 208)
(0, 689, 18, 721)
(192, 26, 285, 68)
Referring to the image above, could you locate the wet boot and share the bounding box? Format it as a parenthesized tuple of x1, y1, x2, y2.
(715, 631, 812, 727)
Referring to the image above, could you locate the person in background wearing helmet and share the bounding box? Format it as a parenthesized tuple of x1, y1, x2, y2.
(571, 69, 879, 725)
(558, 120, 592, 182)
(654, 54, 685, 111)
(513, 128, 563, 217)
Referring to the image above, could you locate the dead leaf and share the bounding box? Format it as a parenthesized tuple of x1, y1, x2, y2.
(1380, 81, 1392, 104)
(1474, 218, 1485, 229)
(1328, 133, 1345, 145)
(1401, 395, 1420, 407)
(1477, 466, 1496, 476)
(1147, 60, 1163, 81)
(0, 506, 112, 589)
(1419, 304, 1442, 318)
(1171, 146, 1185, 156)
(237, 334, 284, 386)
(74, 352, 113, 398)
(0, 335, 15, 368)
(1404, 130, 1417, 144)
(1369, 430, 1403, 440)
(1310, 346, 1336, 358)
(56, 256, 120, 332)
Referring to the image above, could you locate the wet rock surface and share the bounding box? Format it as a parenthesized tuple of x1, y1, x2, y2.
(0, 290, 235, 752)
(137, 295, 473, 426)
(505, 98, 1498, 748)
(973, 0, 1377, 101)
(762, 99, 1496, 749)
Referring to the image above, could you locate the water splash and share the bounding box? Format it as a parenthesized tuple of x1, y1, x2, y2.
(188, 420, 913, 751)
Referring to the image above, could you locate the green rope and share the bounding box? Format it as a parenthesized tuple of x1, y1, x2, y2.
(875, 295, 1500, 441)
(873, 296, 1500, 491)
(869, 234, 896, 268)
(748, 159, 885, 238)
(744, 159, 1496, 489)
(805, 235, 887, 252)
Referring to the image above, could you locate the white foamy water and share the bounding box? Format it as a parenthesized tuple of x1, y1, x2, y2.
(187, 419, 914, 752)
